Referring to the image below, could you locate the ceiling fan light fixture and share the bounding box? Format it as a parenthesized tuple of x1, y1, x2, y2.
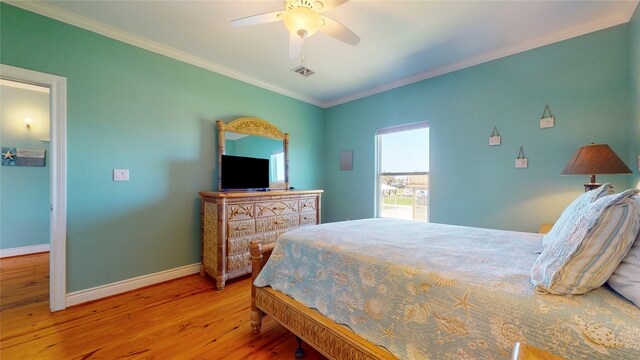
(282, 6, 324, 38)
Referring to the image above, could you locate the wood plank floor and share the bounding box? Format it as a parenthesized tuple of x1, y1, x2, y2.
(0, 254, 326, 359)
(0, 252, 49, 310)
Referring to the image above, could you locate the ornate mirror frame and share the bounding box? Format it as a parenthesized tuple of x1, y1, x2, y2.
(216, 117, 289, 191)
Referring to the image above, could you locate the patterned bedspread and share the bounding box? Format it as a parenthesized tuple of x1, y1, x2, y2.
(254, 219, 640, 360)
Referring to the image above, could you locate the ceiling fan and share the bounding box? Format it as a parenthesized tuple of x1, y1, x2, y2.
(231, 0, 360, 59)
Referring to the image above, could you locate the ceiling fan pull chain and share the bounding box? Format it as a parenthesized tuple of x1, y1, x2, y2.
(301, 35, 306, 67)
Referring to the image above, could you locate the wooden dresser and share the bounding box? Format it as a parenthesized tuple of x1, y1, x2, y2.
(199, 190, 322, 290)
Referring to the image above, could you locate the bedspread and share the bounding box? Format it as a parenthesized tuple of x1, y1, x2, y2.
(254, 219, 640, 360)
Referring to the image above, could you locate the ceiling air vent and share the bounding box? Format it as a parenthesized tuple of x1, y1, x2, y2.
(292, 65, 314, 77)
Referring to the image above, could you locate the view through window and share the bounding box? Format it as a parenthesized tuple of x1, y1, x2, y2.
(376, 122, 429, 222)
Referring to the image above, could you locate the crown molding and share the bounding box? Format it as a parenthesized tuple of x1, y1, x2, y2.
(0, 78, 50, 93)
(4, 0, 324, 107)
(5, 0, 637, 109)
(323, 10, 634, 108)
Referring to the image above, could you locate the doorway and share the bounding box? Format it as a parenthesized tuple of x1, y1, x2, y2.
(0, 65, 67, 312)
(0, 79, 50, 309)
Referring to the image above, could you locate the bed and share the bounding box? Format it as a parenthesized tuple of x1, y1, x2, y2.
(250, 218, 640, 360)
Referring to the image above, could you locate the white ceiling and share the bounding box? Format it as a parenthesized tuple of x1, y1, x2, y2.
(9, 1, 639, 107)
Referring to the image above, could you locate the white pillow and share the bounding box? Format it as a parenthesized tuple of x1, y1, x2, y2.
(531, 189, 640, 294)
(607, 195, 640, 307)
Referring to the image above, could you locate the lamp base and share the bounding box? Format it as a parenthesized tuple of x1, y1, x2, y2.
(583, 182, 602, 192)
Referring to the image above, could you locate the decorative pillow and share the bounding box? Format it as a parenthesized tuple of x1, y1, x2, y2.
(607, 195, 640, 307)
(542, 184, 613, 248)
(531, 189, 640, 295)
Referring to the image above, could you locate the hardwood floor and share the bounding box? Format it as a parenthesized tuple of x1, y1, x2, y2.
(0, 254, 326, 359)
(0, 252, 49, 310)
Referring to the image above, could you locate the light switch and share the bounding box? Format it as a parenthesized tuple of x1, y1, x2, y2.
(113, 169, 129, 181)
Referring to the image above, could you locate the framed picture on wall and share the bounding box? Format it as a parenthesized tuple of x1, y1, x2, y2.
(340, 150, 353, 171)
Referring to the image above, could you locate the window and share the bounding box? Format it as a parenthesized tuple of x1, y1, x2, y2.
(376, 122, 429, 222)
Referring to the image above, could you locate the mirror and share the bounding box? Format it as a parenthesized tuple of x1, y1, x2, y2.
(217, 117, 289, 191)
(224, 132, 285, 183)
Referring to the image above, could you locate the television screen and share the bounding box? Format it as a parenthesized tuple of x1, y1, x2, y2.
(221, 155, 270, 190)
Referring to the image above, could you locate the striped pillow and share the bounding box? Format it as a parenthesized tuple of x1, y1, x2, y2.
(542, 184, 612, 248)
(531, 189, 640, 295)
(607, 195, 640, 307)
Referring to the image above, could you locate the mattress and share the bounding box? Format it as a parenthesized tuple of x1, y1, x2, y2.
(254, 218, 640, 360)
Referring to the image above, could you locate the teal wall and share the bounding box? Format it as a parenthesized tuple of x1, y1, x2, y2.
(0, 4, 324, 292)
(231, 136, 282, 160)
(630, 6, 640, 189)
(1, 84, 50, 249)
(323, 25, 632, 232)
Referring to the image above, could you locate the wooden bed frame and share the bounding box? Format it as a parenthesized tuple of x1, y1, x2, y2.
(249, 242, 396, 360)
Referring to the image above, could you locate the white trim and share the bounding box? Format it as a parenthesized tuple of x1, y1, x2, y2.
(5, 0, 323, 108)
(0, 64, 68, 312)
(376, 121, 430, 135)
(4, 1, 636, 109)
(66, 263, 201, 307)
(0, 79, 50, 93)
(0, 244, 50, 258)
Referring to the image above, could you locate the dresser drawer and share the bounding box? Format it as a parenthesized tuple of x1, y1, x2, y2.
(228, 231, 280, 255)
(299, 199, 316, 213)
(256, 214, 299, 232)
(299, 211, 317, 226)
(227, 203, 255, 221)
(227, 252, 251, 272)
(228, 219, 255, 237)
(256, 200, 298, 218)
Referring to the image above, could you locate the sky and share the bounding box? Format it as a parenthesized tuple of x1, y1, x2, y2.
(380, 127, 429, 173)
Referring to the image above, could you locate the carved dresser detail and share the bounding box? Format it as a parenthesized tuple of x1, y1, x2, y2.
(199, 190, 322, 290)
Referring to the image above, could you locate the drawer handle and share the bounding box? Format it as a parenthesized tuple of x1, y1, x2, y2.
(272, 206, 285, 211)
(234, 226, 251, 231)
(273, 220, 283, 225)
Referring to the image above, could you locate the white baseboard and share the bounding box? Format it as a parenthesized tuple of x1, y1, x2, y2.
(0, 244, 50, 258)
(66, 263, 201, 307)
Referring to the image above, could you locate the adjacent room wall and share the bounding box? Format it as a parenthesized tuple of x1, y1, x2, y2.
(324, 25, 632, 232)
(0, 83, 50, 249)
(630, 6, 640, 189)
(0, 3, 324, 292)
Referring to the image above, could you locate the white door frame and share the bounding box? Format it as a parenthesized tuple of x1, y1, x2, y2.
(1, 64, 67, 311)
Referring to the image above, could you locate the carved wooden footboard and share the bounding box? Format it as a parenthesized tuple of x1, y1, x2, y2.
(249, 242, 396, 360)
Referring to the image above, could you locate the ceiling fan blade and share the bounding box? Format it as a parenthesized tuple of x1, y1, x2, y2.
(289, 33, 303, 59)
(317, 0, 348, 12)
(319, 16, 360, 45)
(231, 11, 283, 27)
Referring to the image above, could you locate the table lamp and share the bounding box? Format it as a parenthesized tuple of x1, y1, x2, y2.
(561, 143, 632, 192)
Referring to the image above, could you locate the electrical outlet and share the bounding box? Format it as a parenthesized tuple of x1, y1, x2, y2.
(113, 169, 129, 181)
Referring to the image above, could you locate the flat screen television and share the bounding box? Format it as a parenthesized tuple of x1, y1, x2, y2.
(221, 155, 270, 190)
